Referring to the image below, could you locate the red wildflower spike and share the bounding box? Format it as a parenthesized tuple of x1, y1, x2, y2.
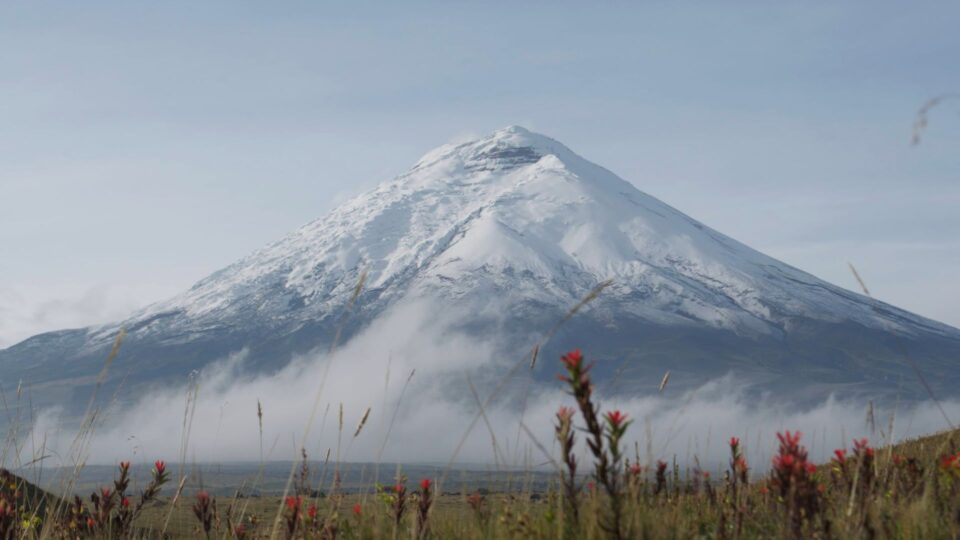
(941, 452, 960, 472)
(101, 487, 113, 499)
(154, 460, 166, 475)
(561, 349, 584, 370)
(556, 406, 575, 422)
(307, 505, 318, 520)
(604, 410, 628, 427)
(729, 437, 740, 449)
(774, 453, 796, 470)
(777, 431, 802, 450)
(833, 449, 847, 464)
(196, 491, 210, 504)
(121, 497, 130, 508)
(119, 461, 130, 472)
(285, 496, 301, 511)
(420, 478, 432, 491)
(86, 517, 96, 529)
(806, 463, 817, 475)
(352, 503, 362, 515)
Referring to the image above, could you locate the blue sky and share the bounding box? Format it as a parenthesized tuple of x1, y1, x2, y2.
(1, 1, 958, 347)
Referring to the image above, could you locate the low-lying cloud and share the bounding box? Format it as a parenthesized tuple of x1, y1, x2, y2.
(14, 297, 960, 475)
(0, 285, 152, 349)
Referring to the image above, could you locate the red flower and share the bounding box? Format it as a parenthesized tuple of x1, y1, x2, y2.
(833, 449, 847, 464)
(853, 438, 874, 458)
(729, 437, 740, 449)
(604, 410, 628, 427)
(122, 497, 130, 508)
(629, 463, 643, 476)
(86, 517, 96, 529)
(561, 349, 584, 371)
(307, 505, 318, 520)
(776, 431, 802, 452)
(420, 478, 432, 491)
(805, 463, 817, 475)
(773, 453, 795, 471)
(196, 491, 210, 504)
(393, 483, 405, 494)
(352, 503, 362, 516)
(941, 452, 960, 473)
(285, 496, 301, 511)
(703, 471, 710, 480)
(556, 406, 575, 422)
(586, 481, 596, 491)
(100, 487, 113, 500)
(154, 460, 166, 475)
(119, 461, 130, 472)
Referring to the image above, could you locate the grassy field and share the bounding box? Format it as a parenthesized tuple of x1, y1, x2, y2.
(3, 426, 960, 538)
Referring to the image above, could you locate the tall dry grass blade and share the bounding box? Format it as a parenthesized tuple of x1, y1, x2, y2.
(353, 407, 371, 438)
(467, 376, 505, 469)
(847, 263, 954, 429)
(177, 372, 201, 481)
(658, 371, 670, 393)
(373, 369, 416, 491)
(440, 278, 612, 490)
(41, 328, 126, 535)
(160, 474, 190, 537)
(257, 399, 264, 464)
(545, 279, 612, 345)
(97, 328, 126, 384)
(911, 93, 960, 145)
(518, 421, 561, 472)
(268, 270, 367, 539)
(847, 262, 871, 297)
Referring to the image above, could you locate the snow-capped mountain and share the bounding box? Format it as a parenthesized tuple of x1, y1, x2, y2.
(3, 126, 959, 409)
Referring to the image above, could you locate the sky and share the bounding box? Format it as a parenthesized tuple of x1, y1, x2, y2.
(1, 1, 959, 349)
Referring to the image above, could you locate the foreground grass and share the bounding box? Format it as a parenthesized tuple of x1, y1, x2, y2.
(4, 432, 960, 540)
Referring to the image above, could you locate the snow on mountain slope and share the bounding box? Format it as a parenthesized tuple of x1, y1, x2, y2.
(83, 126, 953, 348)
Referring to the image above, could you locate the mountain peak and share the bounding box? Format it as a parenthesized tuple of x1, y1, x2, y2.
(117, 125, 956, 344)
(412, 126, 576, 175)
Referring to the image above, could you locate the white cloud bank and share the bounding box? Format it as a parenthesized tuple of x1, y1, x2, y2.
(12, 298, 960, 475)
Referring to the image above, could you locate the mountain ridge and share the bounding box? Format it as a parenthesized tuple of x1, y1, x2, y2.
(2, 126, 959, 409)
